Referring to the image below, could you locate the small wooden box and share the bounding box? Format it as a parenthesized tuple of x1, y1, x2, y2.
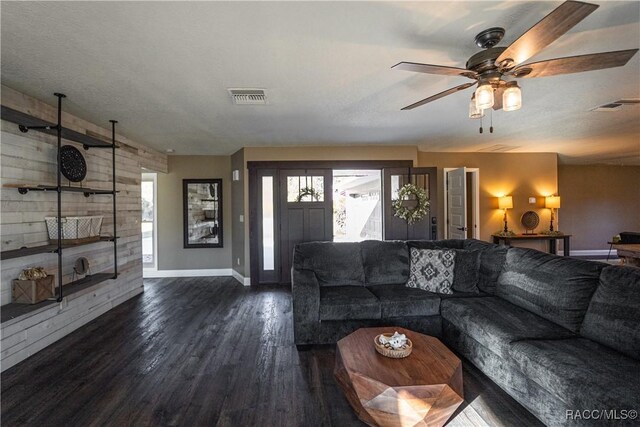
(12, 275, 55, 304)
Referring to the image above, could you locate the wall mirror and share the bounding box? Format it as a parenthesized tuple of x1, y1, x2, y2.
(183, 179, 223, 248)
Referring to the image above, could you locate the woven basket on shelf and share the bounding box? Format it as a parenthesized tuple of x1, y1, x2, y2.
(374, 333, 413, 359)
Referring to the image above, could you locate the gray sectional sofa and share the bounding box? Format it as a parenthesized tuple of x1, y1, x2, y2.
(291, 239, 640, 426)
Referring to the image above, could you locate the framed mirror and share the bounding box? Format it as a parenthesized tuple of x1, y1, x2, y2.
(183, 179, 223, 248)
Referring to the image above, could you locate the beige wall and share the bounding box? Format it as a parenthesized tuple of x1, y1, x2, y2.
(559, 165, 640, 251)
(157, 156, 232, 270)
(418, 152, 559, 252)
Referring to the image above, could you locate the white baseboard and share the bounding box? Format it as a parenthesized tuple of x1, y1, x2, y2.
(569, 249, 612, 257)
(232, 269, 251, 286)
(143, 268, 233, 278)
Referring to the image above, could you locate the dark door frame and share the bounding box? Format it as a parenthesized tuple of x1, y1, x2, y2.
(248, 160, 413, 285)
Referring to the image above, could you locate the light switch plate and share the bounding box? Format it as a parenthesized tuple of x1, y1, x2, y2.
(232, 170, 240, 181)
(529, 197, 536, 204)
(239, 215, 244, 223)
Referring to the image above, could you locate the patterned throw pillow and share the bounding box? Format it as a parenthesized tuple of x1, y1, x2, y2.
(406, 248, 456, 294)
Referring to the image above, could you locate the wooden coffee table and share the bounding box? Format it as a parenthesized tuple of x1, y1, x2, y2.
(334, 327, 463, 427)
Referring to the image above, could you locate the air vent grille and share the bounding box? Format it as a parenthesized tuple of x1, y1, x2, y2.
(591, 99, 638, 112)
(477, 144, 520, 152)
(228, 89, 267, 105)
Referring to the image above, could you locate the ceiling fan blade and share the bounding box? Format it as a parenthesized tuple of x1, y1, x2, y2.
(511, 49, 639, 78)
(496, 1, 599, 69)
(392, 62, 477, 79)
(401, 82, 476, 110)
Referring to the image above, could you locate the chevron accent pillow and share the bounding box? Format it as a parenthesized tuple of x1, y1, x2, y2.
(406, 247, 456, 294)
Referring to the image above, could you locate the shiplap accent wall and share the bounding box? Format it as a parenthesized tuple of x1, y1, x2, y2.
(0, 85, 167, 371)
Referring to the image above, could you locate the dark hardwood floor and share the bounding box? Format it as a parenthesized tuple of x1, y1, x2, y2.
(1, 278, 543, 426)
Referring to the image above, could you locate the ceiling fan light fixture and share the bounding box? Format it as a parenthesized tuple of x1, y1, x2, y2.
(469, 96, 485, 119)
(503, 82, 522, 112)
(475, 83, 494, 110)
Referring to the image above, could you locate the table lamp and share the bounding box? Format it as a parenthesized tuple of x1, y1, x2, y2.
(545, 196, 561, 232)
(498, 196, 513, 233)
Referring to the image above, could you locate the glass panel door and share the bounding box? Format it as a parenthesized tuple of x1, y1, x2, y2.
(141, 172, 157, 269)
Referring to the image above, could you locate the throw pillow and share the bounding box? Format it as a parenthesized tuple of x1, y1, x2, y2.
(406, 248, 455, 294)
(452, 249, 481, 293)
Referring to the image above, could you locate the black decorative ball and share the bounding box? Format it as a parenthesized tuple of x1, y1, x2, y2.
(60, 145, 87, 182)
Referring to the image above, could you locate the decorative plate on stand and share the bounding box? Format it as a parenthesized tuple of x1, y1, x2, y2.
(521, 211, 540, 234)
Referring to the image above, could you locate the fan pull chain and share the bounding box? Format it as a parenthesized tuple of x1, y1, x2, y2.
(490, 109, 494, 133)
(479, 116, 483, 134)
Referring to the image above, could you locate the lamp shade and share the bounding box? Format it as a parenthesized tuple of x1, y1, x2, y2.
(545, 196, 561, 209)
(503, 83, 522, 112)
(475, 84, 494, 110)
(498, 196, 513, 210)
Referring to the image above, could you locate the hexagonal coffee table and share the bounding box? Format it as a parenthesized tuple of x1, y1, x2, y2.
(334, 327, 463, 427)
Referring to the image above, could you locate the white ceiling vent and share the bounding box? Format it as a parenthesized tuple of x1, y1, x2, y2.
(477, 144, 520, 152)
(228, 89, 267, 105)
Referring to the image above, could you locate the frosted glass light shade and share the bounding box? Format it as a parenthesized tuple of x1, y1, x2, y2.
(475, 84, 494, 110)
(503, 84, 522, 111)
(498, 196, 513, 210)
(469, 98, 484, 119)
(545, 196, 561, 209)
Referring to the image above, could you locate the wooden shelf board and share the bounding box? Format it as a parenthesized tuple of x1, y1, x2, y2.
(1, 105, 116, 148)
(1, 236, 115, 260)
(14, 185, 117, 195)
(1, 273, 117, 324)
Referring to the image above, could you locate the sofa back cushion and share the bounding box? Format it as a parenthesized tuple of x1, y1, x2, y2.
(360, 240, 409, 285)
(497, 247, 604, 333)
(580, 265, 640, 360)
(408, 239, 465, 250)
(293, 242, 365, 286)
(464, 240, 507, 294)
(451, 249, 481, 293)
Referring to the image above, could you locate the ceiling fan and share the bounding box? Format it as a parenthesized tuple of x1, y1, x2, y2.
(393, 0, 638, 126)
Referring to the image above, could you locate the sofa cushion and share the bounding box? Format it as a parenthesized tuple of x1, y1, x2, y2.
(452, 249, 480, 293)
(509, 338, 640, 411)
(295, 242, 365, 287)
(366, 284, 440, 318)
(466, 242, 508, 295)
(441, 296, 575, 358)
(406, 248, 455, 294)
(360, 240, 409, 285)
(497, 247, 604, 332)
(580, 265, 640, 360)
(319, 286, 380, 321)
(408, 239, 465, 250)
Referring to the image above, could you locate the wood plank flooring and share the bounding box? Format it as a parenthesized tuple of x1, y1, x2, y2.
(1, 277, 543, 426)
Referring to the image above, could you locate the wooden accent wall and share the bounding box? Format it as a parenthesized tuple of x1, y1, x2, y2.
(1, 85, 167, 371)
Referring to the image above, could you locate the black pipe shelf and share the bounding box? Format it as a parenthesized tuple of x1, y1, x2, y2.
(1, 93, 120, 309)
(1, 106, 117, 149)
(17, 185, 118, 196)
(0, 273, 118, 323)
(1, 236, 116, 261)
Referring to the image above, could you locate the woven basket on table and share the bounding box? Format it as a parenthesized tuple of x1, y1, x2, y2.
(374, 333, 413, 358)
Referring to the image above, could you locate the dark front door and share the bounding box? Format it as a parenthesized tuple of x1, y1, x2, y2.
(279, 169, 333, 283)
(383, 167, 438, 240)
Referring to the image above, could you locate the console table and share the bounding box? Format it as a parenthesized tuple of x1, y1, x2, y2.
(492, 234, 572, 256)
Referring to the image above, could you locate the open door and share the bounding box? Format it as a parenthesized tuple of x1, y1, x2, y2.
(446, 167, 467, 239)
(383, 167, 437, 240)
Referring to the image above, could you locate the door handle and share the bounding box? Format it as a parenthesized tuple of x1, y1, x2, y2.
(456, 227, 468, 231)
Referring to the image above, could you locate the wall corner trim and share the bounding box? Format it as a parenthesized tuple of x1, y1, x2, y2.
(143, 268, 234, 278)
(232, 269, 251, 286)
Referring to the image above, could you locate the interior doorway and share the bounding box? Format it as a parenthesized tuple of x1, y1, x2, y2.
(444, 168, 480, 239)
(141, 172, 157, 270)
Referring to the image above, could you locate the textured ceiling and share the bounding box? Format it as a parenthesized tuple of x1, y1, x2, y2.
(1, 1, 639, 164)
